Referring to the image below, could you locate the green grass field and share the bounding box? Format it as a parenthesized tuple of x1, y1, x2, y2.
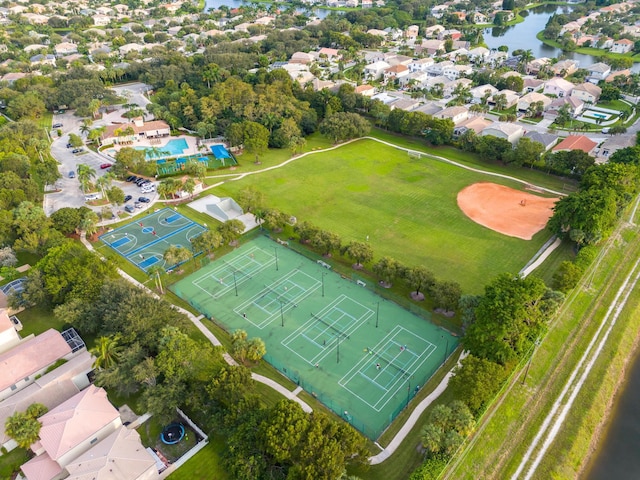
(213, 139, 554, 293)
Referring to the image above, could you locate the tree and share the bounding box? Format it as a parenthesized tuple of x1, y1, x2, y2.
(51, 207, 83, 235)
(462, 274, 559, 364)
(404, 266, 436, 300)
(429, 280, 462, 312)
(262, 209, 288, 232)
(76, 164, 96, 193)
(421, 401, 475, 458)
(609, 146, 640, 165)
(191, 230, 223, 258)
(231, 329, 266, 365)
(148, 265, 165, 294)
(552, 260, 583, 293)
(243, 121, 270, 163)
(600, 84, 621, 102)
(238, 187, 264, 213)
(217, 219, 245, 244)
(311, 230, 341, 257)
(373, 257, 403, 287)
(319, 112, 370, 144)
(508, 137, 544, 167)
(492, 93, 507, 111)
(68, 133, 84, 147)
(448, 355, 507, 414)
(90, 335, 124, 370)
(341, 241, 373, 268)
(5, 403, 48, 449)
(163, 245, 192, 268)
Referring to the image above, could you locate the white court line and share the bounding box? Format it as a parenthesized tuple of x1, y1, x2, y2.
(358, 371, 389, 392)
(338, 326, 437, 411)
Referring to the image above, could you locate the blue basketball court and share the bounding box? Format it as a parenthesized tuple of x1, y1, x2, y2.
(99, 208, 207, 272)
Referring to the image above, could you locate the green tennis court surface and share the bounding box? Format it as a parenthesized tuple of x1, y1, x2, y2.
(99, 208, 206, 272)
(171, 235, 458, 439)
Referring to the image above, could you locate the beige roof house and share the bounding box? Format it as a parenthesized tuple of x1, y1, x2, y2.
(570, 82, 602, 103)
(26, 386, 122, 471)
(517, 92, 553, 112)
(100, 120, 171, 146)
(290, 52, 314, 64)
(481, 122, 525, 144)
(65, 427, 157, 480)
(0, 329, 72, 401)
(0, 351, 93, 451)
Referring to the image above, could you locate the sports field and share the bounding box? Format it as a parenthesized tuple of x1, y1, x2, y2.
(99, 208, 206, 272)
(171, 236, 458, 439)
(215, 139, 554, 293)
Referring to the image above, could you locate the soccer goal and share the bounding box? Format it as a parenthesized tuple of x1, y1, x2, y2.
(408, 150, 422, 160)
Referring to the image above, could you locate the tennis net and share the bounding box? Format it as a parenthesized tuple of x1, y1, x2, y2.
(311, 312, 349, 339)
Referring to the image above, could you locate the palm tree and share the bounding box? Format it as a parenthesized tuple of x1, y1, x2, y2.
(80, 210, 99, 236)
(95, 171, 114, 199)
(183, 177, 196, 198)
(90, 335, 124, 370)
(148, 265, 165, 294)
(163, 245, 192, 268)
(79, 118, 93, 137)
(88, 99, 102, 119)
(518, 49, 533, 73)
(76, 164, 96, 193)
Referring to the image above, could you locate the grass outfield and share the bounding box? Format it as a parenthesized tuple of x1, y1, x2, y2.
(213, 138, 554, 293)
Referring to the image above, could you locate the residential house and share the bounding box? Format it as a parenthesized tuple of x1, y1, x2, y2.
(399, 71, 429, 88)
(405, 25, 419, 39)
(22, 13, 48, 24)
(355, 84, 375, 96)
(318, 47, 341, 61)
(611, 38, 633, 54)
(64, 427, 158, 480)
(384, 64, 410, 83)
(453, 117, 492, 137)
(414, 101, 444, 116)
(470, 84, 498, 104)
(430, 5, 449, 18)
(523, 78, 545, 93)
(597, 135, 635, 162)
(424, 24, 445, 38)
(524, 131, 559, 151)
(0, 329, 76, 402)
(385, 54, 413, 66)
(420, 39, 446, 55)
(481, 122, 524, 144)
(0, 72, 28, 85)
(408, 57, 434, 72)
(0, 350, 93, 452)
(470, 12, 488, 24)
(364, 60, 391, 80)
(21, 386, 122, 479)
(391, 98, 421, 111)
(100, 119, 171, 146)
(570, 82, 602, 103)
(444, 78, 472, 98)
(587, 62, 611, 83)
(606, 69, 631, 83)
(426, 60, 453, 77)
(290, 52, 314, 64)
(545, 96, 585, 120)
(543, 77, 575, 98)
(488, 89, 519, 109)
(438, 29, 462, 41)
(0, 310, 20, 354)
(517, 92, 552, 113)
(54, 42, 78, 57)
(437, 106, 469, 124)
(551, 59, 579, 77)
(30, 54, 56, 67)
(442, 64, 472, 80)
(468, 46, 489, 63)
(93, 14, 111, 26)
(362, 0, 373, 8)
(366, 29, 388, 42)
(552, 135, 597, 155)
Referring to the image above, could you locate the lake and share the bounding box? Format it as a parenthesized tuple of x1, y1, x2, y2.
(204, 0, 335, 19)
(483, 4, 640, 72)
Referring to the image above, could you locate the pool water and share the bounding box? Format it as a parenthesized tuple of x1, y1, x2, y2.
(135, 138, 189, 158)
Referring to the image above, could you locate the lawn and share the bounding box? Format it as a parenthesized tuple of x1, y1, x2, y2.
(0, 448, 30, 479)
(213, 138, 553, 293)
(167, 436, 229, 480)
(15, 306, 68, 338)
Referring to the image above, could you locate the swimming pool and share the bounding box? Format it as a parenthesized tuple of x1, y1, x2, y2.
(135, 138, 188, 158)
(592, 113, 607, 119)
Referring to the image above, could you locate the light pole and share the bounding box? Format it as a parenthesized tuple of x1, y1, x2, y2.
(279, 299, 284, 327)
(406, 378, 411, 407)
(375, 302, 380, 328)
(274, 247, 279, 271)
(322, 271, 327, 297)
(233, 271, 238, 296)
(336, 334, 340, 364)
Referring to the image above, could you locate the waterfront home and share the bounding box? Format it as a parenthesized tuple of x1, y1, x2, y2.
(545, 96, 585, 120)
(587, 62, 611, 83)
(543, 77, 575, 98)
(551, 59, 579, 76)
(570, 82, 602, 103)
(424, 24, 445, 38)
(611, 38, 633, 53)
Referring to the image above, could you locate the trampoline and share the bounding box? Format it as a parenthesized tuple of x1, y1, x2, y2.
(161, 423, 185, 445)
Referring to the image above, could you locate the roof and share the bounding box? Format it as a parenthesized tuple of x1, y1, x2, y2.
(589, 62, 610, 73)
(385, 64, 408, 73)
(0, 310, 14, 334)
(355, 84, 374, 93)
(0, 351, 92, 444)
(38, 386, 120, 461)
(519, 92, 551, 105)
(552, 135, 597, 154)
(545, 77, 575, 90)
(439, 106, 468, 117)
(101, 120, 170, 140)
(65, 427, 156, 480)
(20, 452, 63, 480)
(615, 38, 633, 44)
(572, 82, 602, 96)
(456, 116, 492, 134)
(0, 329, 71, 392)
(482, 122, 523, 136)
(524, 131, 558, 148)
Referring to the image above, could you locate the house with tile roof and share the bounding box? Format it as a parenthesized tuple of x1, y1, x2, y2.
(0, 310, 21, 354)
(0, 329, 75, 401)
(100, 119, 170, 146)
(23, 386, 122, 476)
(570, 82, 602, 103)
(517, 92, 552, 113)
(64, 427, 157, 480)
(543, 77, 575, 98)
(481, 122, 524, 144)
(552, 135, 597, 155)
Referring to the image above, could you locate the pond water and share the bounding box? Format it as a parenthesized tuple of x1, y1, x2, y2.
(483, 4, 640, 72)
(204, 0, 334, 19)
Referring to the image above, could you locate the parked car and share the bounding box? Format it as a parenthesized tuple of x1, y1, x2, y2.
(66, 143, 73, 148)
(100, 163, 112, 169)
(134, 202, 143, 209)
(71, 148, 83, 154)
(124, 205, 135, 213)
(126, 175, 137, 182)
(141, 185, 155, 194)
(52, 123, 63, 128)
(68, 171, 75, 178)
(124, 195, 133, 202)
(138, 197, 150, 203)
(134, 178, 146, 186)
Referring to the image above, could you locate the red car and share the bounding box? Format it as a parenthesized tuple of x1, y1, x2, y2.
(100, 163, 112, 169)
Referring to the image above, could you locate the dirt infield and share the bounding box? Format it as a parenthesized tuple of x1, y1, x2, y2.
(457, 182, 559, 240)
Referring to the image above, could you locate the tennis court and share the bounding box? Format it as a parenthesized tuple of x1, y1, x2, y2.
(99, 208, 207, 272)
(171, 235, 458, 439)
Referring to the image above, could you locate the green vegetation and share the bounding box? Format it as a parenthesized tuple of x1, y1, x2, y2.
(16, 306, 67, 337)
(0, 448, 29, 479)
(536, 31, 640, 62)
(167, 438, 229, 480)
(215, 138, 551, 293)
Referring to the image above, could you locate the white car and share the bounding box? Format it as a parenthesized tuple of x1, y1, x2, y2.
(140, 185, 156, 194)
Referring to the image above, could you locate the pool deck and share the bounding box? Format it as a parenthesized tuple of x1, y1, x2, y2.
(107, 134, 205, 160)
